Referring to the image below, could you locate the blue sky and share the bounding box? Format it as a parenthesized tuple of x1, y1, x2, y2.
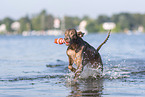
(0, 0, 145, 19)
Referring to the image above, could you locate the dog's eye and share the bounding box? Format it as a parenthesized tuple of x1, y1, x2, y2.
(70, 31, 75, 35)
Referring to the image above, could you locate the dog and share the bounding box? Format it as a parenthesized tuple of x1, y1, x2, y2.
(64, 29, 111, 80)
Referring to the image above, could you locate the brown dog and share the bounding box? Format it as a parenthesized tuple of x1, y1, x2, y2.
(64, 29, 111, 80)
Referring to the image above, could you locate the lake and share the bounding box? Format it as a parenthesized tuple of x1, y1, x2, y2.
(0, 33, 145, 97)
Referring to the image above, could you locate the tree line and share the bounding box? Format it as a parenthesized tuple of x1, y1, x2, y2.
(0, 10, 145, 34)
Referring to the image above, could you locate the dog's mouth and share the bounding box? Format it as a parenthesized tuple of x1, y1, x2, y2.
(64, 37, 70, 46)
(64, 38, 76, 46)
(65, 41, 70, 46)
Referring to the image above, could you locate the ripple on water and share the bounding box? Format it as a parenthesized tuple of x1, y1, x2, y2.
(0, 75, 66, 82)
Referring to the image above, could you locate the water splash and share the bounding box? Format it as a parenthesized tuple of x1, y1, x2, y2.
(80, 66, 102, 79)
(103, 64, 130, 79)
(66, 58, 145, 81)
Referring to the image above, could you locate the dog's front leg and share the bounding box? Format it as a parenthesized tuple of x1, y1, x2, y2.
(74, 60, 83, 80)
(68, 56, 76, 73)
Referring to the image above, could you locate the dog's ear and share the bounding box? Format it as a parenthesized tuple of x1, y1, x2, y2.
(77, 31, 85, 37)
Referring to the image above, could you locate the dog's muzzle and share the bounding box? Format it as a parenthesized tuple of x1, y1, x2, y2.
(64, 37, 70, 46)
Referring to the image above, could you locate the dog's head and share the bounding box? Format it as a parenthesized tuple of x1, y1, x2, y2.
(64, 29, 84, 46)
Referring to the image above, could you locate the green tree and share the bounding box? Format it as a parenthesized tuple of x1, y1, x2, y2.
(2, 17, 14, 32)
(19, 16, 31, 33)
(31, 12, 43, 30)
(45, 15, 54, 30)
(64, 16, 81, 29)
(111, 13, 136, 32)
(31, 10, 54, 31)
(142, 14, 145, 29)
(97, 15, 110, 24)
(31, 15, 41, 30)
(86, 19, 99, 33)
(82, 15, 90, 21)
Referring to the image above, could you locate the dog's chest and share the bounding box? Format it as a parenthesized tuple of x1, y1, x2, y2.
(67, 49, 83, 65)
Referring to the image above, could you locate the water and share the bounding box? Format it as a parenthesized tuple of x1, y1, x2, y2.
(0, 33, 145, 97)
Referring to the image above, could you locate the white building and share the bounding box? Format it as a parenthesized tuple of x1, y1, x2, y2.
(138, 26, 144, 32)
(53, 18, 60, 28)
(78, 20, 88, 35)
(0, 24, 6, 32)
(103, 22, 116, 30)
(11, 22, 20, 31)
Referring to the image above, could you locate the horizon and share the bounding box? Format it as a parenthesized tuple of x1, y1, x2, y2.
(1, 0, 145, 20)
(0, 10, 144, 20)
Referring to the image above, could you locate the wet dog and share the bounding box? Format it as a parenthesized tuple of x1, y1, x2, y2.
(64, 29, 110, 80)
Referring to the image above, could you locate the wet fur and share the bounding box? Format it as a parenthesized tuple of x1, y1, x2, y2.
(64, 29, 110, 80)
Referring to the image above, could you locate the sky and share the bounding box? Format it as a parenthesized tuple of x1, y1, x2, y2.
(0, 0, 145, 20)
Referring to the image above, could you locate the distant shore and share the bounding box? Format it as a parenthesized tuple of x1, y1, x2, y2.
(0, 10, 145, 34)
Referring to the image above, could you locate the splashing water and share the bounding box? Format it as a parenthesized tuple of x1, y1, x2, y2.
(66, 58, 145, 81)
